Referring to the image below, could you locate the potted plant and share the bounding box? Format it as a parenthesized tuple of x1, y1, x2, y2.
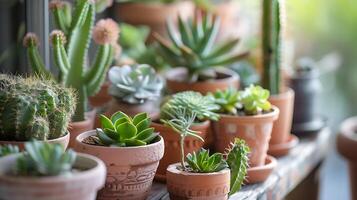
(74, 111, 164, 200)
(0, 140, 106, 200)
(155, 12, 248, 94)
(210, 85, 279, 183)
(261, 0, 297, 156)
(163, 108, 250, 199)
(0, 145, 19, 157)
(23, 0, 120, 146)
(0, 75, 75, 150)
(114, 0, 194, 42)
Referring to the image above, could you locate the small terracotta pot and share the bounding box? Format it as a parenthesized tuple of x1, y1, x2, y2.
(337, 117, 357, 200)
(74, 130, 164, 200)
(165, 67, 240, 94)
(269, 88, 294, 145)
(115, 1, 194, 42)
(166, 163, 230, 200)
(212, 107, 279, 167)
(68, 110, 96, 148)
(0, 132, 70, 151)
(0, 153, 106, 200)
(89, 82, 112, 108)
(152, 121, 210, 181)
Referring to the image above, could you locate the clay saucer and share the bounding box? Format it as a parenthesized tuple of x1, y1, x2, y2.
(246, 155, 277, 184)
(268, 134, 299, 157)
(292, 116, 327, 137)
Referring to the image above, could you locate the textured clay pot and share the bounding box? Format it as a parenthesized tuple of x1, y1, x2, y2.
(0, 152, 106, 200)
(166, 163, 230, 200)
(246, 155, 277, 184)
(0, 132, 70, 151)
(165, 67, 240, 94)
(152, 121, 210, 181)
(213, 107, 279, 167)
(74, 130, 164, 200)
(89, 82, 112, 108)
(337, 117, 357, 200)
(115, 1, 194, 41)
(68, 110, 96, 148)
(269, 88, 294, 145)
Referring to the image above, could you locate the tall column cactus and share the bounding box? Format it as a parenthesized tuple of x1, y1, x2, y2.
(23, 0, 119, 122)
(262, 0, 281, 95)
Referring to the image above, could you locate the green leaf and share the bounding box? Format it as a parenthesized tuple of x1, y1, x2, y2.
(136, 127, 154, 140)
(123, 139, 146, 146)
(132, 112, 148, 126)
(114, 117, 130, 128)
(97, 129, 115, 145)
(142, 132, 159, 143)
(136, 118, 150, 132)
(103, 128, 120, 141)
(117, 122, 137, 140)
(99, 115, 115, 130)
(111, 111, 130, 124)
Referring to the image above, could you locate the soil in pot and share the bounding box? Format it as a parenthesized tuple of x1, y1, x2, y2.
(0, 152, 106, 200)
(165, 67, 240, 95)
(68, 110, 96, 148)
(152, 120, 210, 181)
(74, 130, 165, 200)
(166, 163, 230, 200)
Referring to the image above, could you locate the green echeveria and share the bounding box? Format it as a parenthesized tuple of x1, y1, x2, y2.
(186, 148, 228, 173)
(238, 85, 272, 115)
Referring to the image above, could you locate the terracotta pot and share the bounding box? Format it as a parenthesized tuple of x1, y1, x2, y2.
(269, 88, 294, 145)
(89, 82, 112, 108)
(165, 67, 240, 94)
(0, 152, 106, 200)
(68, 110, 96, 148)
(166, 163, 230, 200)
(115, 1, 194, 42)
(337, 117, 357, 200)
(212, 106, 279, 167)
(151, 121, 210, 181)
(74, 130, 164, 200)
(0, 132, 70, 151)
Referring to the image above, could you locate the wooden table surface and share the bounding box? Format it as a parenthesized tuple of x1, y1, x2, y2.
(148, 128, 332, 200)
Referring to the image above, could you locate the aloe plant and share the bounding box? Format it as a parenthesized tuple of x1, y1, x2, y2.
(155, 12, 248, 82)
(0, 145, 19, 157)
(94, 112, 159, 147)
(186, 148, 228, 173)
(23, 0, 119, 121)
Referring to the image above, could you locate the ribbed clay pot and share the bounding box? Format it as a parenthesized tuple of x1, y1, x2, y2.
(337, 117, 357, 200)
(74, 130, 164, 200)
(0, 132, 70, 151)
(213, 107, 279, 167)
(115, 1, 194, 42)
(269, 89, 294, 145)
(0, 152, 106, 200)
(151, 121, 210, 181)
(166, 163, 230, 200)
(68, 110, 96, 148)
(89, 82, 112, 108)
(165, 67, 240, 95)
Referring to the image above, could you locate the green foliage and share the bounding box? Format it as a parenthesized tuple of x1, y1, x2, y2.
(108, 64, 164, 104)
(160, 91, 220, 121)
(95, 112, 159, 147)
(186, 148, 228, 173)
(155, 12, 248, 82)
(238, 85, 272, 115)
(226, 138, 250, 196)
(0, 145, 19, 157)
(16, 140, 76, 176)
(208, 87, 240, 115)
(0, 75, 76, 141)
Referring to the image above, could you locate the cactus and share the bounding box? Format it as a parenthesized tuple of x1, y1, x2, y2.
(262, 0, 281, 95)
(0, 145, 19, 157)
(108, 64, 164, 104)
(23, 0, 119, 122)
(0, 75, 76, 141)
(186, 148, 228, 173)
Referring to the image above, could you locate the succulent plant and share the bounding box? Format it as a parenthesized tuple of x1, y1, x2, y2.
(208, 87, 240, 115)
(24, 0, 119, 122)
(160, 91, 220, 121)
(155, 11, 248, 82)
(0, 145, 19, 157)
(16, 140, 76, 176)
(95, 111, 159, 147)
(108, 64, 164, 104)
(186, 148, 228, 173)
(0, 75, 76, 141)
(238, 85, 272, 115)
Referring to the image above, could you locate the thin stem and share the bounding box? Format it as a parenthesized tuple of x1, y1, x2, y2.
(180, 135, 186, 171)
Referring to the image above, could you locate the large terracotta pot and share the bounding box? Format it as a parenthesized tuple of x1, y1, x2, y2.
(165, 67, 240, 95)
(0, 132, 70, 151)
(166, 163, 230, 200)
(0, 152, 106, 200)
(213, 106, 279, 167)
(89, 82, 112, 108)
(151, 121, 210, 181)
(337, 117, 357, 200)
(269, 88, 294, 145)
(68, 110, 96, 148)
(74, 130, 165, 200)
(115, 1, 194, 41)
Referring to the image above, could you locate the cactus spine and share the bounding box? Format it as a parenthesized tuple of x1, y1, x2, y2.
(262, 0, 281, 95)
(24, 0, 118, 121)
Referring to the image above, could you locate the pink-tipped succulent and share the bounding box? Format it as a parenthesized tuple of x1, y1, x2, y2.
(93, 19, 120, 45)
(49, 0, 65, 10)
(50, 30, 67, 45)
(23, 33, 39, 48)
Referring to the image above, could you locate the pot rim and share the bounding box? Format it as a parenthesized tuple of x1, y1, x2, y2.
(218, 105, 280, 121)
(167, 163, 230, 176)
(269, 87, 295, 100)
(0, 131, 70, 144)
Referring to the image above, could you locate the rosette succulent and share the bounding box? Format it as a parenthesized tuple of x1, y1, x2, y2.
(238, 85, 272, 115)
(208, 87, 240, 115)
(186, 148, 228, 173)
